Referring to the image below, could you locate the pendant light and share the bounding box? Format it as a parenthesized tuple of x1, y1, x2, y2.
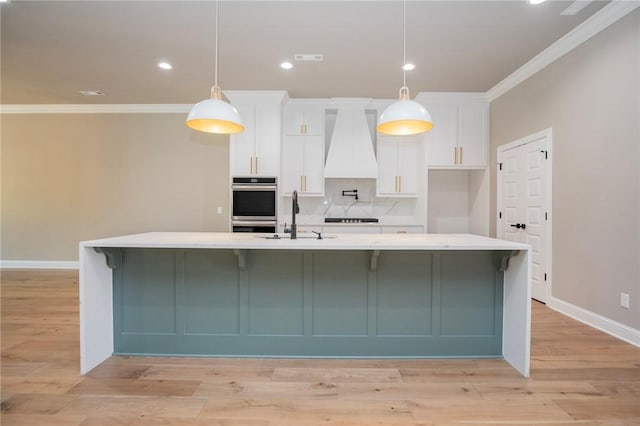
(377, 0, 432, 136)
(186, 1, 244, 134)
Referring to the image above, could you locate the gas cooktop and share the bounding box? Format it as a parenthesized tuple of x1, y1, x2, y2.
(324, 218, 379, 223)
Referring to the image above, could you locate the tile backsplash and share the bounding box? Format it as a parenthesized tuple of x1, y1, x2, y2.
(279, 179, 423, 226)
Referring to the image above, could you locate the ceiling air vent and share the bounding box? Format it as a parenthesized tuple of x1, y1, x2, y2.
(79, 90, 105, 96)
(294, 54, 323, 62)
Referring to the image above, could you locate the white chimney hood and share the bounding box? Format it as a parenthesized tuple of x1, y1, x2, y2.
(324, 99, 377, 179)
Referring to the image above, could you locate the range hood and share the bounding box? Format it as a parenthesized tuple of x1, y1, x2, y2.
(324, 99, 378, 179)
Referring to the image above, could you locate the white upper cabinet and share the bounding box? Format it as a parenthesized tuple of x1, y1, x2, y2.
(424, 104, 458, 167)
(284, 103, 324, 136)
(226, 91, 286, 177)
(419, 93, 488, 168)
(458, 101, 488, 167)
(377, 135, 419, 197)
(281, 103, 325, 196)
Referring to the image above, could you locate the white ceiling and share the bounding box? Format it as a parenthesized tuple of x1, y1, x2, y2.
(0, 0, 609, 104)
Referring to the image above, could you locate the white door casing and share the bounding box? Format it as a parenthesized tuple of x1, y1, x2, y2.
(497, 129, 552, 303)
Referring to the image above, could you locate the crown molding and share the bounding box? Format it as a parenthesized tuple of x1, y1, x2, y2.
(487, 0, 640, 102)
(0, 104, 193, 114)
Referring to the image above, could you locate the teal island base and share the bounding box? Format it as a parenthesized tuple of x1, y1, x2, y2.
(110, 248, 504, 358)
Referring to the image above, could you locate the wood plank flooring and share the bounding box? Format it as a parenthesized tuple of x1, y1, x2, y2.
(1, 269, 639, 425)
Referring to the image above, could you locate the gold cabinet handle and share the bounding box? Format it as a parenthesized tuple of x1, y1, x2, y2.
(300, 175, 303, 191)
(454, 147, 458, 165)
(399, 176, 402, 192)
(250, 157, 254, 174)
(304, 175, 307, 192)
(255, 157, 258, 174)
(459, 147, 463, 165)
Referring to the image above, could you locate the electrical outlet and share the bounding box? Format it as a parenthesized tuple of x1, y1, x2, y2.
(217, 206, 223, 214)
(620, 293, 630, 309)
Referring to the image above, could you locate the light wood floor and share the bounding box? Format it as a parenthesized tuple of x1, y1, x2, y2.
(1, 270, 639, 425)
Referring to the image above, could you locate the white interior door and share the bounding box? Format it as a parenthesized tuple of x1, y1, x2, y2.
(497, 130, 551, 303)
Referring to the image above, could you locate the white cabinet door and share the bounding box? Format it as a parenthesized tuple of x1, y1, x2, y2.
(397, 136, 418, 195)
(281, 135, 305, 194)
(230, 102, 256, 176)
(284, 104, 324, 136)
(281, 135, 324, 196)
(377, 135, 418, 197)
(423, 97, 488, 168)
(230, 98, 282, 177)
(302, 135, 325, 195)
(425, 104, 458, 167)
(254, 102, 281, 177)
(458, 102, 488, 167)
(381, 226, 424, 234)
(377, 136, 398, 195)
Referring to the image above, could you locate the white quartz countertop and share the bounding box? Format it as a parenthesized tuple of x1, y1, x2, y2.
(81, 232, 529, 251)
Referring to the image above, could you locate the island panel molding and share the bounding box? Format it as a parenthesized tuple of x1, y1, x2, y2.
(80, 232, 530, 376)
(111, 248, 503, 357)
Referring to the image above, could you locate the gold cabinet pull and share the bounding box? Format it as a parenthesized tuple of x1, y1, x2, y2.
(459, 147, 463, 165)
(250, 157, 254, 174)
(255, 157, 258, 174)
(300, 175, 304, 191)
(304, 175, 307, 192)
(454, 147, 458, 165)
(399, 176, 402, 192)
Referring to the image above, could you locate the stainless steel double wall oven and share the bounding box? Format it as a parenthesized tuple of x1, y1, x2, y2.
(231, 177, 277, 233)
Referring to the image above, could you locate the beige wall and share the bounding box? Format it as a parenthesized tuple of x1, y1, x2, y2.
(490, 11, 640, 329)
(1, 113, 230, 261)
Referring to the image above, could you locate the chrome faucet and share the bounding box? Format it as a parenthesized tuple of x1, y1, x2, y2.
(291, 190, 300, 239)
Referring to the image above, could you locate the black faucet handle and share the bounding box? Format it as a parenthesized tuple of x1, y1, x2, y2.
(312, 231, 322, 240)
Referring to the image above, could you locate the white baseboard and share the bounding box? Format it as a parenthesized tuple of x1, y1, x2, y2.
(0, 260, 79, 270)
(548, 296, 640, 347)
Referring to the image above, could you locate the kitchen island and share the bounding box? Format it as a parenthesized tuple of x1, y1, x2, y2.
(80, 232, 531, 376)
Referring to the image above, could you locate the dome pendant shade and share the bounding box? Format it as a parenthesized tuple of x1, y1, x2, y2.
(186, 86, 244, 134)
(186, 1, 243, 135)
(377, 86, 433, 136)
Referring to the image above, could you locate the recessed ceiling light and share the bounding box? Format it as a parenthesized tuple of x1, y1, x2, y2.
(158, 62, 172, 70)
(280, 61, 293, 70)
(528, 0, 546, 4)
(402, 63, 416, 71)
(79, 90, 105, 96)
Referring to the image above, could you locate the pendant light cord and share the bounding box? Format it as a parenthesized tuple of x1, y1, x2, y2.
(214, 0, 219, 87)
(402, 0, 406, 88)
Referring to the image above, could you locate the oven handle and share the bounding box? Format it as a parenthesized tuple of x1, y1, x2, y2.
(231, 185, 277, 191)
(231, 220, 277, 227)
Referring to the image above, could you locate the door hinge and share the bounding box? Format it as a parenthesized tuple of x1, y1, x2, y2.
(498, 163, 503, 170)
(499, 212, 502, 219)
(544, 273, 547, 281)
(540, 150, 548, 159)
